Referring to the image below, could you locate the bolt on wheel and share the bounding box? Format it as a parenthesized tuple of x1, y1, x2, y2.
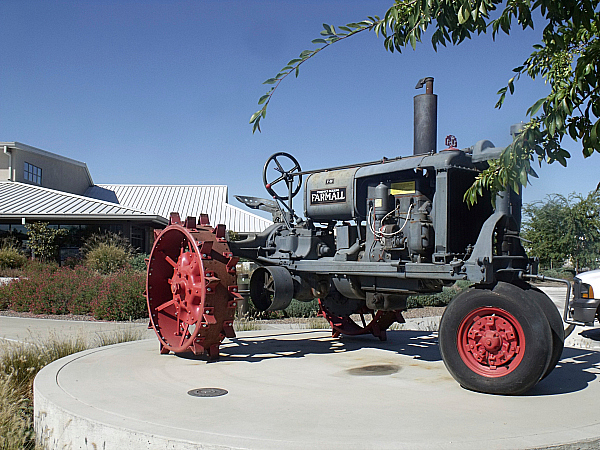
(146, 216, 240, 357)
(456, 306, 524, 377)
(439, 288, 553, 395)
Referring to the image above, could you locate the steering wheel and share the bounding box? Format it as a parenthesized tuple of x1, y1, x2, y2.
(262, 152, 302, 201)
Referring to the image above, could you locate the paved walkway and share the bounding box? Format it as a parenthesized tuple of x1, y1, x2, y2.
(0, 316, 156, 347)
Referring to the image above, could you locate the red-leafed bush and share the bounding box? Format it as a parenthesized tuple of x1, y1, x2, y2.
(0, 261, 146, 321)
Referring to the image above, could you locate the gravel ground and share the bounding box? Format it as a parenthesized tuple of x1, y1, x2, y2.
(0, 305, 445, 323)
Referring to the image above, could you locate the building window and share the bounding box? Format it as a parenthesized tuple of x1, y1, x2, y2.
(24, 162, 42, 184)
(131, 226, 144, 251)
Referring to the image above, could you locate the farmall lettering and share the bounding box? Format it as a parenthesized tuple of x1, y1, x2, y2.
(310, 187, 347, 205)
(146, 77, 568, 396)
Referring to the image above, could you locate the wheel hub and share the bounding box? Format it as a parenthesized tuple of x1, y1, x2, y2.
(146, 214, 241, 357)
(458, 307, 525, 377)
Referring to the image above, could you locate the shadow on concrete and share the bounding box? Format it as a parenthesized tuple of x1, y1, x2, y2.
(174, 329, 600, 397)
(580, 328, 600, 341)
(528, 347, 600, 396)
(176, 329, 442, 363)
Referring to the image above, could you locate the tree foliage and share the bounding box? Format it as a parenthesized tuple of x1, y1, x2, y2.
(522, 190, 600, 272)
(24, 222, 67, 263)
(251, 0, 600, 203)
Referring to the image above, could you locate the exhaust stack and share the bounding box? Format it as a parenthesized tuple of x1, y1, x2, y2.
(413, 77, 437, 155)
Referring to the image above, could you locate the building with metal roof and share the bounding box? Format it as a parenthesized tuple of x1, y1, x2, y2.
(85, 184, 272, 233)
(0, 142, 271, 254)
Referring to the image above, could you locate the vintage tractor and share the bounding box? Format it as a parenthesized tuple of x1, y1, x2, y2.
(146, 78, 565, 395)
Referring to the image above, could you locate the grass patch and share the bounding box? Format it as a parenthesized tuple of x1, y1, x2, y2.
(305, 316, 330, 329)
(0, 374, 32, 450)
(94, 327, 145, 347)
(0, 329, 145, 450)
(233, 317, 264, 331)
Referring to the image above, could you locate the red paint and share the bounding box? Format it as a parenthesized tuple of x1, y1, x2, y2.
(456, 307, 525, 377)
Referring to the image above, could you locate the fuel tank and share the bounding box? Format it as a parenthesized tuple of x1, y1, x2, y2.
(304, 167, 359, 221)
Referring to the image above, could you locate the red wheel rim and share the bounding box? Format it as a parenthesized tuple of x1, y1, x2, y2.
(147, 226, 205, 352)
(146, 221, 238, 355)
(456, 307, 525, 378)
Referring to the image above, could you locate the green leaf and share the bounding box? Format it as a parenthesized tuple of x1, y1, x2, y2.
(263, 78, 277, 85)
(527, 98, 546, 116)
(591, 120, 599, 143)
(252, 118, 261, 134)
(250, 110, 262, 124)
(512, 179, 521, 194)
(495, 93, 506, 109)
(258, 94, 269, 105)
(458, 4, 471, 24)
(312, 38, 327, 44)
(519, 165, 528, 186)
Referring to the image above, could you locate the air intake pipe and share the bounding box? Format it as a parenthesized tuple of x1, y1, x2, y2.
(413, 77, 437, 155)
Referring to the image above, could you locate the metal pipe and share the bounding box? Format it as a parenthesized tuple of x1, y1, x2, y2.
(414, 77, 437, 155)
(522, 273, 575, 327)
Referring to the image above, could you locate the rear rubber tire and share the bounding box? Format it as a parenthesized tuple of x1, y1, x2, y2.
(439, 287, 552, 395)
(492, 281, 564, 379)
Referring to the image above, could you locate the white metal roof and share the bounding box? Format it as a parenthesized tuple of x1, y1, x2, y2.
(89, 184, 272, 232)
(0, 181, 166, 225)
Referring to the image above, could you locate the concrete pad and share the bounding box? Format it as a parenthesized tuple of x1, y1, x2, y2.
(35, 329, 600, 450)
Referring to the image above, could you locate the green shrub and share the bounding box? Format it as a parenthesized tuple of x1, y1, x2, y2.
(539, 267, 575, 281)
(407, 280, 472, 309)
(129, 253, 149, 273)
(85, 243, 131, 275)
(283, 299, 320, 318)
(81, 232, 134, 257)
(0, 248, 27, 270)
(24, 222, 67, 262)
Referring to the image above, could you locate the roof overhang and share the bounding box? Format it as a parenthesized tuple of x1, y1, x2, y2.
(0, 181, 168, 227)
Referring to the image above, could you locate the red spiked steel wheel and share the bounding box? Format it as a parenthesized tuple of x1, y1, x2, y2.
(146, 214, 241, 358)
(456, 306, 525, 377)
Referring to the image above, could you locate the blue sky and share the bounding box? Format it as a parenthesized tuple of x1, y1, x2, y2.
(2, 0, 598, 219)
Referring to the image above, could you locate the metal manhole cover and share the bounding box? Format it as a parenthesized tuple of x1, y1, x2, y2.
(187, 388, 228, 398)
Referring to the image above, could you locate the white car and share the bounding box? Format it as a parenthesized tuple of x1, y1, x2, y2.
(570, 269, 600, 326)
